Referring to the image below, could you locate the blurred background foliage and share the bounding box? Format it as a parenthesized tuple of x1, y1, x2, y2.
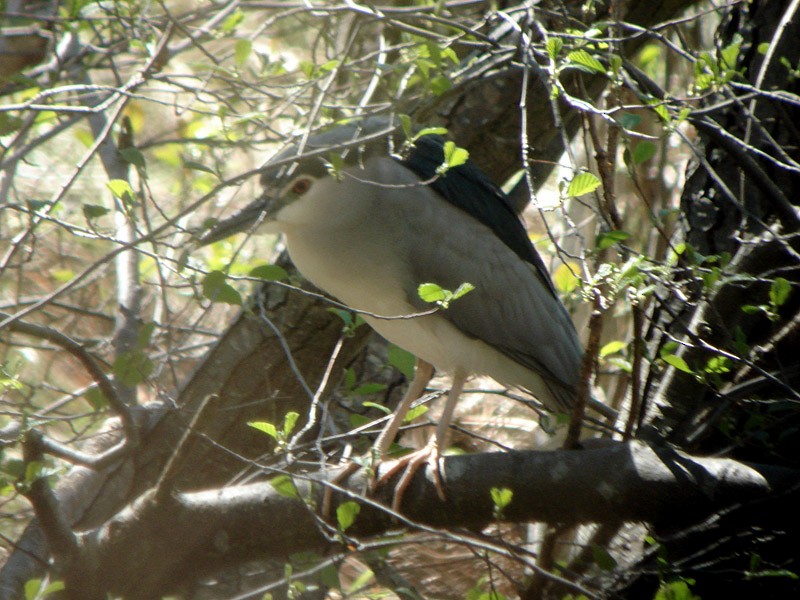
(2, 0, 798, 598)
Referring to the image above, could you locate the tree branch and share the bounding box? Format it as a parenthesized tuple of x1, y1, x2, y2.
(64, 441, 795, 599)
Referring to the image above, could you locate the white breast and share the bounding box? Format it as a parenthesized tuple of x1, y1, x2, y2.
(275, 156, 566, 407)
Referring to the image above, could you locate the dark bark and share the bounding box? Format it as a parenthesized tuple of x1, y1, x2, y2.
(52, 441, 799, 599)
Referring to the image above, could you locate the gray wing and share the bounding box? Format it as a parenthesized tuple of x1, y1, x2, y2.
(403, 196, 584, 408)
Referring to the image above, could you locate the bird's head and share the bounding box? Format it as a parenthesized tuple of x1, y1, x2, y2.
(195, 116, 399, 246)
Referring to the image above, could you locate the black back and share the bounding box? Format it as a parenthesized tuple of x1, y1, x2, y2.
(398, 134, 559, 297)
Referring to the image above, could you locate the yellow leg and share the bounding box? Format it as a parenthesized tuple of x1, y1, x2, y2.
(380, 368, 466, 511)
(322, 358, 434, 517)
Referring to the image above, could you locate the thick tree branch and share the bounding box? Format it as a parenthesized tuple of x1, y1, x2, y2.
(61, 441, 795, 599)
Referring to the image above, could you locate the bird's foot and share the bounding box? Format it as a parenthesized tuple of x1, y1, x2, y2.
(374, 438, 446, 512)
(321, 461, 361, 521)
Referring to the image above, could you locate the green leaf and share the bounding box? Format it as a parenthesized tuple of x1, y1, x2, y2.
(437, 140, 469, 175)
(270, 475, 299, 498)
(429, 75, 451, 96)
(741, 304, 764, 315)
(418, 283, 446, 303)
(220, 9, 244, 34)
(82, 204, 110, 220)
(452, 282, 475, 300)
(248, 420, 278, 439)
(0, 113, 23, 136)
(24, 461, 43, 485)
(112, 350, 154, 386)
(704, 356, 732, 374)
(84, 387, 108, 410)
(552, 262, 580, 294)
(119, 147, 146, 169)
(362, 401, 392, 415)
(249, 264, 289, 282)
(769, 277, 791, 308)
(638, 44, 661, 69)
(546, 37, 563, 60)
(619, 112, 642, 130)
(600, 340, 626, 358)
(24, 578, 42, 600)
(106, 179, 135, 202)
(201, 270, 242, 305)
(720, 35, 742, 69)
(412, 126, 448, 142)
(591, 544, 618, 571)
(183, 159, 217, 176)
(399, 114, 414, 140)
(490, 487, 513, 510)
(757, 42, 770, 55)
(654, 579, 699, 600)
(388, 345, 416, 380)
(566, 172, 601, 197)
(336, 500, 360, 531)
(234, 39, 252, 66)
(404, 405, 428, 422)
(320, 59, 341, 72)
(566, 50, 606, 74)
(596, 229, 630, 250)
(136, 321, 155, 349)
(349, 414, 371, 428)
(662, 353, 693, 374)
(346, 566, 375, 594)
(283, 411, 300, 436)
(647, 98, 671, 123)
(632, 141, 657, 165)
(351, 382, 387, 396)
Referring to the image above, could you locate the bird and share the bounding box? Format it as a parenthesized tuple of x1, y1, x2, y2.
(197, 116, 612, 509)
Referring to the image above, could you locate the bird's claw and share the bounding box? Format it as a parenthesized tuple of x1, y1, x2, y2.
(375, 440, 446, 512)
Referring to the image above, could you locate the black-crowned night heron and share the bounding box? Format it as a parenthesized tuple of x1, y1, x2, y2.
(198, 117, 612, 507)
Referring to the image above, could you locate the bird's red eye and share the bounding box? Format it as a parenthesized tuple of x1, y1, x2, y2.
(290, 177, 312, 195)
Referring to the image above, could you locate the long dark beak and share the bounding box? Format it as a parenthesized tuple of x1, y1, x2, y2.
(195, 197, 271, 246)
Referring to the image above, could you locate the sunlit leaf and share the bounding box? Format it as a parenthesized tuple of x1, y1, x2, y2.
(404, 405, 428, 422)
(770, 277, 791, 308)
(566, 172, 601, 197)
(566, 50, 606, 74)
(336, 500, 360, 531)
(546, 37, 563, 59)
(452, 282, 475, 300)
(553, 262, 580, 294)
(596, 230, 630, 250)
(437, 140, 469, 174)
(270, 475, 299, 498)
(249, 420, 277, 439)
(490, 487, 513, 510)
(412, 126, 448, 142)
(662, 353, 693, 374)
(283, 411, 300, 435)
(234, 39, 252, 66)
(600, 340, 627, 358)
(418, 283, 446, 303)
(106, 179, 134, 201)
